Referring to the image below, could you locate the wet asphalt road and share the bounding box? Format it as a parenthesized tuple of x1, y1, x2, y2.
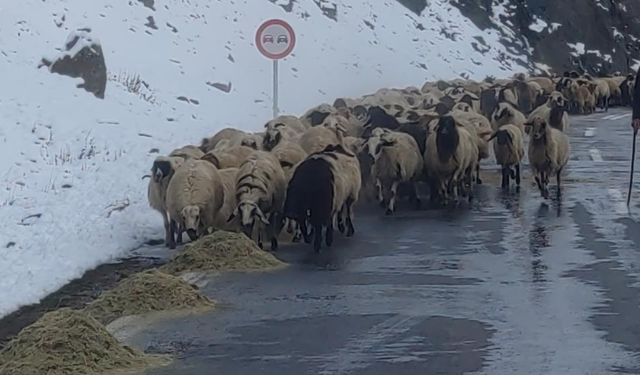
(132, 108, 640, 375)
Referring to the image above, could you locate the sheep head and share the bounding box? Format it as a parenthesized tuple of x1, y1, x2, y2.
(151, 158, 173, 183)
(181, 205, 201, 239)
(527, 118, 548, 141)
(229, 201, 269, 235)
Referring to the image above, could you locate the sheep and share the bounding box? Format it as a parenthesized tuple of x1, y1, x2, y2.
(165, 159, 226, 249)
(169, 145, 205, 160)
(228, 151, 286, 251)
(527, 91, 570, 133)
(605, 76, 624, 106)
(200, 128, 246, 153)
(575, 85, 596, 114)
(200, 144, 254, 169)
(322, 113, 362, 138)
(423, 116, 479, 204)
(489, 124, 525, 189)
(147, 156, 186, 248)
(284, 144, 361, 252)
(240, 132, 264, 150)
(480, 86, 500, 119)
(262, 115, 308, 151)
(301, 104, 336, 126)
(513, 79, 542, 113)
(526, 117, 570, 199)
(491, 101, 526, 133)
(593, 79, 611, 112)
(216, 168, 241, 232)
(367, 129, 423, 214)
(450, 106, 492, 184)
(271, 141, 308, 179)
(298, 124, 342, 154)
(528, 77, 555, 95)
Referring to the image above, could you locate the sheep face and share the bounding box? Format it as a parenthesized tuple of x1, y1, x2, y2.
(151, 159, 172, 183)
(454, 102, 472, 112)
(548, 92, 566, 109)
(528, 119, 548, 141)
(263, 125, 284, 151)
(435, 116, 460, 162)
(241, 136, 260, 150)
(232, 201, 269, 236)
(181, 205, 201, 238)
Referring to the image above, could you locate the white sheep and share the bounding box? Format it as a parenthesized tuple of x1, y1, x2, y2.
(298, 124, 342, 155)
(169, 145, 205, 160)
(229, 151, 286, 251)
(165, 159, 226, 248)
(263, 115, 308, 151)
(527, 91, 570, 133)
(367, 129, 423, 214)
(200, 128, 247, 153)
(489, 124, 525, 189)
(450, 106, 492, 184)
(201, 145, 254, 169)
(147, 155, 185, 248)
(527, 117, 570, 199)
(424, 116, 479, 204)
(491, 101, 526, 133)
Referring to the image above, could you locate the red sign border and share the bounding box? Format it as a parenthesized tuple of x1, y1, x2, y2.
(255, 19, 296, 60)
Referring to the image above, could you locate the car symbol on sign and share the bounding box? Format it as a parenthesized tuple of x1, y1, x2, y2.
(277, 35, 288, 44)
(262, 34, 274, 43)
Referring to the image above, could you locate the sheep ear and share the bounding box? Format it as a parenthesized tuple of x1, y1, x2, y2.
(227, 207, 239, 223)
(256, 208, 270, 225)
(142, 174, 151, 180)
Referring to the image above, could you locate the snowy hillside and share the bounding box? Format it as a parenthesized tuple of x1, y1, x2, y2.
(0, 0, 534, 317)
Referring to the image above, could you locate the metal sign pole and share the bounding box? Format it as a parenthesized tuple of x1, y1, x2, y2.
(273, 60, 279, 118)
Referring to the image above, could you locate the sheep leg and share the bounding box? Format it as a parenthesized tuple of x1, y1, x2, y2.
(337, 208, 346, 234)
(500, 167, 508, 189)
(376, 179, 384, 207)
(168, 219, 178, 250)
(556, 169, 563, 198)
(176, 223, 184, 245)
(163, 213, 173, 248)
(476, 163, 482, 185)
(313, 224, 323, 253)
(325, 221, 334, 247)
(386, 181, 399, 215)
(346, 198, 356, 237)
(515, 164, 521, 186)
(269, 212, 279, 252)
(301, 219, 312, 244)
(410, 181, 421, 209)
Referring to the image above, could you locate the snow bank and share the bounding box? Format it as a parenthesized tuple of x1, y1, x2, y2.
(0, 0, 525, 317)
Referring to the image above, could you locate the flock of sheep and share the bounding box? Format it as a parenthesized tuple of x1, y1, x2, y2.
(146, 70, 635, 253)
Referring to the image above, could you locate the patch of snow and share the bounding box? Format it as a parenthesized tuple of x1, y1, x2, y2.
(568, 42, 586, 57)
(0, 0, 526, 317)
(529, 17, 548, 33)
(549, 23, 562, 32)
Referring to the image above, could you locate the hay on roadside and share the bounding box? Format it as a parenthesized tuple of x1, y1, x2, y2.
(161, 231, 285, 275)
(0, 308, 159, 375)
(84, 270, 213, 325)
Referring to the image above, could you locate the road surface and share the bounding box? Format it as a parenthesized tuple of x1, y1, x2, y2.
(129, 109, 640, 375)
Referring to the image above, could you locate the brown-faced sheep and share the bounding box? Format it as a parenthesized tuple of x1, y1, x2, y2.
(527, 117, 570, 199)
(575, 85, 596, 114)
(489, 124, 525, 189)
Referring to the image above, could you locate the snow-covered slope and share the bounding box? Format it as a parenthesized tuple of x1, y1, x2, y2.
(0, 0, 529, 317)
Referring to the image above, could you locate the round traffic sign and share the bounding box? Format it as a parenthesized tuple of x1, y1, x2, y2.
(255, 19, 296, 60)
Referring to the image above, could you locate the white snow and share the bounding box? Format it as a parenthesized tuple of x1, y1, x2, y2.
(0, 0, 525, 317)
(529, 17, 548, 33)
(568, 42, 586, 57)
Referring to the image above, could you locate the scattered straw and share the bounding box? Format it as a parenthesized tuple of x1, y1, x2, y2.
(84, 270, 213, 325)
(0, 308, 160, 375)
(161, 231, 285, 275)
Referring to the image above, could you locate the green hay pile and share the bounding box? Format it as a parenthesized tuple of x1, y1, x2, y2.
(0, 308, 154, 375)
(161, 231, 285, 275)
(84, 270, 213, 325)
